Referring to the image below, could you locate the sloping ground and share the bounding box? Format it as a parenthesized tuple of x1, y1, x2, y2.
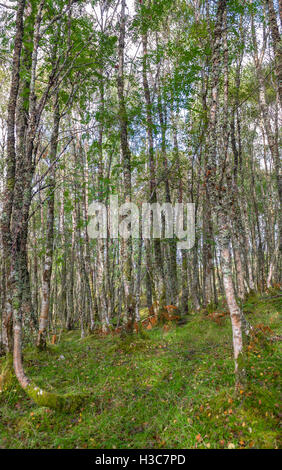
(0, 293, 281, 449)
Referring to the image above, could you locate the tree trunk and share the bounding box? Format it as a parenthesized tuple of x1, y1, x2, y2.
(118, 0, 135, 329)
(37, 98, 60, 350)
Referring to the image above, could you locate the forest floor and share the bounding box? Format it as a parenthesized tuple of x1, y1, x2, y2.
(0, 292, 281, 449)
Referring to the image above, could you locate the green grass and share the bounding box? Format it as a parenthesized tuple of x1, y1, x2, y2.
(0, 293, 281, 449)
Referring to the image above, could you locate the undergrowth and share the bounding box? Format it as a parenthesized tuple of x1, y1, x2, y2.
(0, 292, 281, 449)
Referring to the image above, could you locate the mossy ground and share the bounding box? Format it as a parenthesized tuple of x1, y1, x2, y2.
(0, 293, 281, 449)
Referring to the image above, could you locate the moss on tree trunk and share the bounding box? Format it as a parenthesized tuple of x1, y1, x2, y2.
(25, 383, 86, 412)
(1, 355, 85, 411)
(0, 354, 14, 392)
